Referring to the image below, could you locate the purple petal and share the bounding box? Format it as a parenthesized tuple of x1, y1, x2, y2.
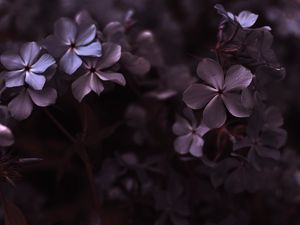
(60, 50, 82, 75)
(28, 87, 57, 107)
(189, 135, 204, 157)
(223, 65, 253, 91)
(75, 10, 95, 26)
(237, 11, 258, 28)
(203, 96, 227, 128)
(20, 42, 40, 65)
(97, 71, 126, 86)
(31, 54, 56, 73)
(0, 53, 24, 70)
(71, 73, 92, 102)
(197, 58, 224, 89)
(4, 71, 25, 88)
(97, 43, 121, 69)
(120, 52, 150, 75)
(172, 116, 192, 136)
(182, 108, 197, 127)
(183, 84, 217, 109)
(224, 167, 244, 193)
(103, 22, 125, 42)
(241, 87, 255, 109)
(54, 17, 77, 44)
(174, 134, 193, 154)
(42, 35, 68, 57)
(76, 24, 97, 46)
(90, 74, 104, 95)
(75, 41, 102, 57)
(8, 90, 33, 120)
(222, 92, 251, 117)
(0, 123, 14, 147)
(195, 124, 210, 136)
(233, 137, 252, 151)
(256, 147, 280, 160)
(25, 72, 46, 90)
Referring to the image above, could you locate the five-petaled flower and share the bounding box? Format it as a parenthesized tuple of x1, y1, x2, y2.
(172, 108, 209, 157)
(234, 106, 287, 162)
(72, 42, 126, 102)
(183, 58, 253, 128)
(44, 17, 102, 75)
(0, 42, 56, 90)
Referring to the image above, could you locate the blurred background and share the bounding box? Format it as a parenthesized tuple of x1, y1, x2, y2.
(1, 0, 300, 225)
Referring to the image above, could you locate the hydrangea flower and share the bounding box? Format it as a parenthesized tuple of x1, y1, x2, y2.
(72, 42, 125, 102)
(44, 17, 102, 75)
(183, 58, 253, 128)
(0, 42, 56, 90)
(172, 108, 209, 157)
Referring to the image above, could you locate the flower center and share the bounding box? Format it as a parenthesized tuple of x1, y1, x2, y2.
(70, 42, 76, 49)
(89, 67, 96, 73)
(24, 65, 31, 71)
(217, 89, 223, 95)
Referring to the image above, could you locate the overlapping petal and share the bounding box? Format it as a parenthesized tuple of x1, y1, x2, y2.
(4, 71, 25, 88)
(183, 83, 217, 109)
(54, 17, 77, 44)
(25, 72, 46, 90)
(28, 87, 57, 107)
(96, 43, 121, 69)
(20, 42, 40, 65)
(8, 90, 33, 120)
(203, 95, 227, 128)
(75, 41, 102, 57)
(0, 53, 24, 70)
(97, 71, 126, 86)
(76, 24, 97, 46)
(223, 65, 253, 91)
(71, 73, 92, 102)
(222, 92, 250, 117)
(196, 58, 224, 89)
(31, 54, 56, 73)
(60, 50, 82, 75)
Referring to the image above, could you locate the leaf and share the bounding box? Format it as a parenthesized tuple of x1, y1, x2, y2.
(3, 199, 28, 225)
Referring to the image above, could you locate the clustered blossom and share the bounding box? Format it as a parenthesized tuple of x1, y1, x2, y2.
(0, 42, 57, 120)
(0, 15, 127, 120)
(72, 42, 125, 102)
(44, 17, 102, 75)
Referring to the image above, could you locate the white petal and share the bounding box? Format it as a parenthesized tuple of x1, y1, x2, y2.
(25, 72, 46, 91)
(31, 54, 56, 73)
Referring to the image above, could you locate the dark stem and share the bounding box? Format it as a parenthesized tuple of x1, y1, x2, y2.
(44, 108, 76, 143)
(44, 108, 102, 219)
